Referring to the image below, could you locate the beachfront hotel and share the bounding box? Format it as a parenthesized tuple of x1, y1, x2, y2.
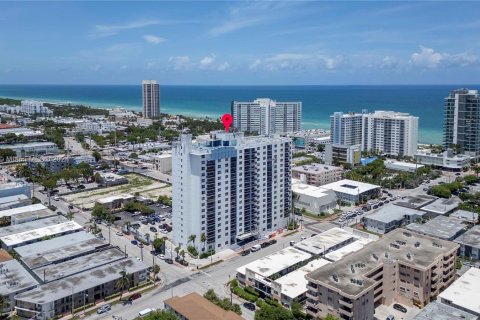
(142, 80, 160, 119)
(231, 98, 302, 135)
(172, 131, 292, 252)
(444, 89, 480, 159)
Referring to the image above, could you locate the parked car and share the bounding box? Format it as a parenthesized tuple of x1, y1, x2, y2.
(96, 304, 111, 314)
(53, 196, 60, 201)
(268, 239, 277, 245)
(251, 244, 261, 252)
(165, 258, 173, 264)
(260, 242, 270, 248)
(68, 204, 74, 209)
(150, 227, 157, 232)
(240, 249, 251, 256)
(289, 240, 296, 246)
(386, 316, 395, 320)
(128, 293, 142, 301)
(131, 240, 138, 246)
(393, 303, 407, 313)
(243, 302, 256, 311)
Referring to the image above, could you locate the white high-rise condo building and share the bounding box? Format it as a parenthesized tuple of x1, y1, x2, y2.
(444, 89, 480, 158)
(142, 80, 160, 119)
(330, 112, 364, 146)
(172, 131, 292, 252)
(330, 110, 418, 157)
(362, 111, 418, 157)
(231, 98, 301, 135)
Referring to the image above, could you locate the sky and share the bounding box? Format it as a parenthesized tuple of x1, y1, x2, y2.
(1, 1, 479, 85)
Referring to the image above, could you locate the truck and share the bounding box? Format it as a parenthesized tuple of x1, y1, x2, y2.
(139, 308, 154, 317)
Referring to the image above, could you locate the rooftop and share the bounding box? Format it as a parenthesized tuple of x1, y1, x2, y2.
(96, 194, 134, 204)
(450, 210, 479, 223)
(421, 198, 460, 215)
(0, 194, 29, 206)
(238, 247, 311, 278)
(395, 195, 437, 210)
(321, 179, 380, 195)
(0, 204, 48, 219)
(0, 221, 83, 248)
(307, 229, 459, 297)
(274, 259, 331, 299)
(0, 215, 66, 237)
(438, 267, 480, 315)
(0, 180, 30, 191)
(0, 141, 57, 149)
(291, 180, 333, 198)
(385, 160, 424, 169)
(365, 204, 425, 223)
(21, 235, 107, 270)
(12, 209, 57, 222)
(405, 216, 466, 240)
(15, 257, 147, 304)
(14, 232, 97, 257)
(292, 163, 342, 174)
(412, 301, 477, 320)
(454, 225, 480, 248)
(165, 292, 244, 320)
(324, 237, 375, 262)
(0, 259, 39, 296)
(33, 247, 125, 282)
(294, 227, 377, 256)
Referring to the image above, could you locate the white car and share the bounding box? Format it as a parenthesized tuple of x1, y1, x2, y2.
(116, 231, 123, 236)
(53, 196, 60, 201)
(158, 254, 165, 260)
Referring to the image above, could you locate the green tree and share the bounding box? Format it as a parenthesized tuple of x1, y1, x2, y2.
(0, 294, 10, 313)
(153, 237, 165, 253)
(116, 270, 131, 300)
(77, 162, 93, 182)
(92, 150, 102, 162)
(143, 310, 177, 320)
(180, 249, 186, 261)
(0, 148, 16, 161)
(66, 211, 74, 221)
(94, 172, 103, 183)
(42, 176, 58, 207)
(430, 185, 452, 198)
(200, 232, 207, 251)
(291, 301, 306, 320)
(129, 152, 138, 159)
(317, 144, 325, 152)
(324, 315, 340, 320)
(188, 234, 197, 249)
(254, 303, 294, 320)
(15, 164, 32, 178)
(175, 246, 180, 259)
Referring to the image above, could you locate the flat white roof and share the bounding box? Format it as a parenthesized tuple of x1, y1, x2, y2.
(385, 160, 424, 169)
(0, 194, 29, 205)
(421, 198, 459, 215)
(274, 259, 331, 299)
(0, 204, 47, 218)
(439, 267, 480, 314)
(0, 221, 82, 247)
(96, 194, 134, 204)
(322, 179, 380, 195)
(365, 204, 425, 223)
(241, 247, 312, 278)
(292, 181, 331, 198)
(294, 227, 361, 255)
(324, 237, 375, 262)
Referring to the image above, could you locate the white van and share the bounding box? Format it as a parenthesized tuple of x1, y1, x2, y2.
(139, 308, 154, 317)
(251, 244, 261, 252)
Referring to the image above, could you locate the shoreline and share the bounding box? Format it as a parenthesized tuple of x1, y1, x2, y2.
(0, 94, 442, 145)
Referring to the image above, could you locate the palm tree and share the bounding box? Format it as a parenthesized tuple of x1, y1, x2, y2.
(116, 270, 131, 300)
(180, 250, 186, 262)
(290, 192, 300, 225)
(175, 246, 180, 259)
(66, 211, 74, 221)
(188, 234, 197, 249)
(200, 233, 206, 251)
(474, 165, 480, 178)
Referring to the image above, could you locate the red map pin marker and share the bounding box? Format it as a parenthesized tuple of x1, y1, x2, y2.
(222, 114, 233, 132)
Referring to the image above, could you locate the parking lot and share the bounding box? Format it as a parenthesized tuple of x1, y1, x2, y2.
(375, 303, 420, 320)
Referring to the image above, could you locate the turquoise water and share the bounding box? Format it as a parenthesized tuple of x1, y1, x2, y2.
(0, 84, 474, 144)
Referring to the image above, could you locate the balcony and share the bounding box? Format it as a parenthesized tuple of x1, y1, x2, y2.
(339, 299, 353, 308)
(338, 307, 353, 317)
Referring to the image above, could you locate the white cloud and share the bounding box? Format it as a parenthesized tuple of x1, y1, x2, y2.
(410, 46, 444, 68)
(217, 62, 230, 71)
(200, 54, 216, 68)
(143, 35, 165, 45)
(252, 53, 343, 71)
(380, 56, 398, 69)
(91, 19, 159, 38)
(410, 46, 478, 69)
(168, 56, 192, 71)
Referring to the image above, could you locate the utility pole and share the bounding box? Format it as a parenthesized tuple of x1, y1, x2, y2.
(141, 246, 144, 261)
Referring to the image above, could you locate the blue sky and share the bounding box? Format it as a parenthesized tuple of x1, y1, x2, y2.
(1, 1, 479, 85)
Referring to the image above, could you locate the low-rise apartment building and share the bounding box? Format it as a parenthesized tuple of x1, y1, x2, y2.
(305, 229, 459, 320)
(14, 257, 148, 319)
(455, 225, 480, 260)
(414, 149, 471, 171)
(0, 142, 58, 157)
(292, 164, 343, 187)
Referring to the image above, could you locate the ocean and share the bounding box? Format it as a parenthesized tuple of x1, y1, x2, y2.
(0, 84, 473, 144)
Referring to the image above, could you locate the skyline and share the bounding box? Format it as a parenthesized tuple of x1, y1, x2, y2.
(0, 1, 479, 85)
